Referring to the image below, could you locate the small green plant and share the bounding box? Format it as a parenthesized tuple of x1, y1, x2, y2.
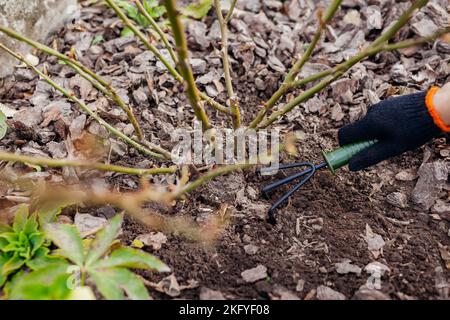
(8, 214, 170, 300)
(117, 0, 213, 37)
(0, 205, 60, 287)
(181, 0, 213, 20)
(116, 0, 166, 36)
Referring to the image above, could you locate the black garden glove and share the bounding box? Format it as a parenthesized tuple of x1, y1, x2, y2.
(338, 87, 447, 171)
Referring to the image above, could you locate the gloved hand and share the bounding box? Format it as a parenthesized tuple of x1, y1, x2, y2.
(338, 87, 448, 171)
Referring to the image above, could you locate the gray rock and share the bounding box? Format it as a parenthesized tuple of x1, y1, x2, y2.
(241, 265, 268, 283)
(69, 114, 87, 140)
(335, 259, 362, 275)
(187, 21, 210, 49)
(353, 286, 390, 300)
(267, 55, 286, 73)
(365, 5, 382, 30)
(395, 169, 417, 181)
(156, 49, 176, 73)
(412, 17, 439, 37)
(431, 200, 450, 221)
(0, 0, 78, 77)
(47, 141, 67, 159)
(74, 213, 108, 238)
(199, 287, 225, 300)
(14, 68, 36, 81)
(386, 192, 408, 209)
(412, 161, 448, 210)
(12, 108, 43, 127)
(132, 87, 148, 106)
(190, 58, 207, 74)
(245, 0, 261, 13)
(316, 285, 346, 300)
(255, 78, 266, 91)
(244, 244, 259, 255)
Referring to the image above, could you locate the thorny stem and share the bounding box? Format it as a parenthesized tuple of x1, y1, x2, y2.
(105, 0, 229, 115)
(214, 0, 241, 129)
(0, 151, 177, 175)
(0, 43, 165, 159)
(133, 0, 178, 66)
(225, 0, 238, 23)
(0, 26, 144, 140)
(163, 0, 211, 130)
(257, 0, 435, 128)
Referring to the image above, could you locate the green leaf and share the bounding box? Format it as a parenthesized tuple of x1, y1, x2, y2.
(181, 0, 213, 20)
(13, 204, 29, 233)
(85, 214, 123, 267)
(38, 204, 66, 226)
(90, 268, 150, 300)
(92, 247, 170, 272)
(116, 0, 139, 18)
(29, 232, 45, 256)
(23, 212, 39, 235)
(0, 232, 18, 244)
(0, 109, 8, 140)
(67, 286, 96, 300)
(8, 262, 71, 300)
(44, 223, 85, 266)
(91, 35, 105, 46)
(2, 253, 25, 276)
(0, 254, 8, 286)
(0, 223, 12, 233)
(26, 247, 66, 271)
(144, 0, 166, 19)
(121, 27, 135, 37)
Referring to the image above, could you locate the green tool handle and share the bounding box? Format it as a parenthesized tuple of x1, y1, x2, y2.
(322, 140, 378, 174)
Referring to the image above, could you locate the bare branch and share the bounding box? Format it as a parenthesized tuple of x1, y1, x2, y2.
(0, 43, 165, 159)
(0, 151, 177, 176)
(163, 0, 211, 130)
(105, 0, 230, 115)
(134, 0, 178, 65)
(249, 0, 342, 128)
(225, 0, 238, 23)
(0, 26, 144, 140)
(257, 0, 434, 128)
(214, 0, 241, 129)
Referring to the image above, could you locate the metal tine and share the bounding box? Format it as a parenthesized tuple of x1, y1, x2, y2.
(261, 164, 315, 197)
(259, 162, 312, 175)
(268, 163, 316, 224)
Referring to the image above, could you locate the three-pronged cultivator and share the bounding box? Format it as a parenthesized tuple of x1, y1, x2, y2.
(261, 140, 377, 224)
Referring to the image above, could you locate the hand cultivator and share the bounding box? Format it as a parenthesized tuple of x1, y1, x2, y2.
(261, 140, 377, 224)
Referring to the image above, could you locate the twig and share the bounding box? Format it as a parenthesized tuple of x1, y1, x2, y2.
(0, 43, 164, 159)
(225, 0, 238, 23)
(290, 26, 450, 88)
(257, 0, 433, 128)
(249, 0, 342, 128)
(214, 0, 240, 129)
(0, 26, 143, 140)
(0, 151, 177, 176)
(105, 0, 229, 115)
(133, 0, 178, 66)
(163, 0, 211, 130)
(175, 163, 253, 196)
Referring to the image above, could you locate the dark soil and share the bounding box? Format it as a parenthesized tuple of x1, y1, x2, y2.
(0, 0, 449, 300)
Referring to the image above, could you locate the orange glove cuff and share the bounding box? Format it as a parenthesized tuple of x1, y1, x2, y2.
(426, 86, 450, 133)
